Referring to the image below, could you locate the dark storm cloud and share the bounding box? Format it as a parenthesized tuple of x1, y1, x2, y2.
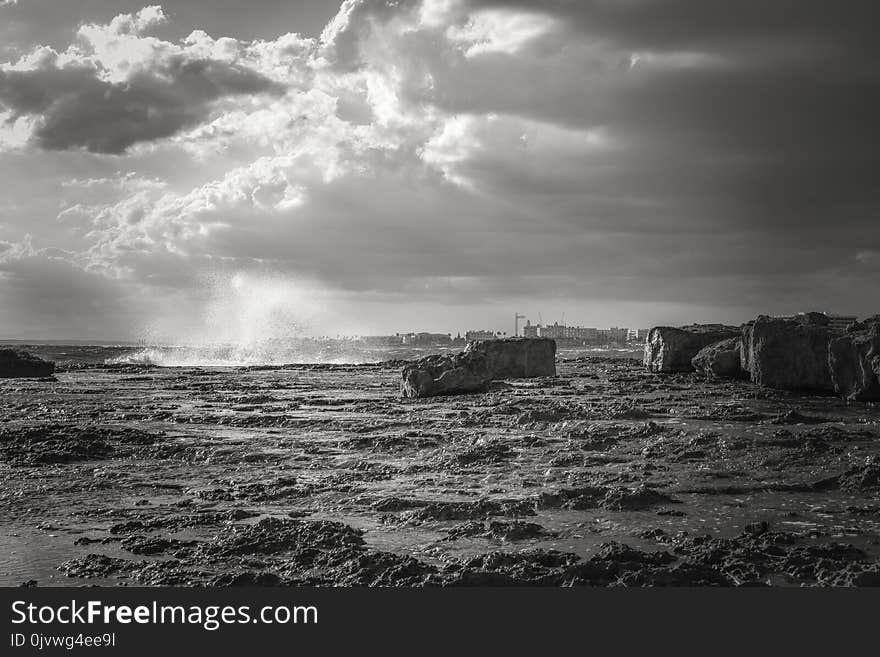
(0, 250, 138, 340)
(0, 55, 283, 153)
(468, 0, 878, 52)
(321, 0, 880, 243)
(407, 0, 880, 270)
(461, 0, 880, 175)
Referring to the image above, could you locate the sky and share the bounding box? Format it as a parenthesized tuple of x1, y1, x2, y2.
(1, 0, 878, 341)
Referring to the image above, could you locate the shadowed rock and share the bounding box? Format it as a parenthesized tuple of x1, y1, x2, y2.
(741, 313, 833, 392)
(691, 337, 747, 379)
(829, 316, 880, 401)
(644, 325, 740, 373)
(401, 338, 556, 398)
(0, 349, 55, 378)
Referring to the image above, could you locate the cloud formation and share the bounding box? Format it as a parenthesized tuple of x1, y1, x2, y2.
(1, 0, 878, 338)
(0, 7, 284, 153)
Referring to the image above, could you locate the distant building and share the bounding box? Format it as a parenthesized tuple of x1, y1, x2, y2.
(774, 312, 858, 334)
(537, 322, 567, 340)
(465, 330, 498, 341)
(522, 320, 540, 339)
(537, 322, 627, 343)
(628, 328, 650, 342)
(597, 327, 628, 344)
(572, 326, 600, 341)
(357, 335, 404, 346)
(401, 332, 452, 346)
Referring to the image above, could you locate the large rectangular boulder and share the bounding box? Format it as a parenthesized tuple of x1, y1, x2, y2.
(741, 313, 834, 392)
(829, 316, 880, 401)
(401, 338, 556, 398)
(0, 349, 55, 378)
(464, 337, 556, 379)
(644, 325, 740, 373)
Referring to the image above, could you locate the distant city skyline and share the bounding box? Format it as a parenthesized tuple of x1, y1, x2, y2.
(1, 308, 862, 345)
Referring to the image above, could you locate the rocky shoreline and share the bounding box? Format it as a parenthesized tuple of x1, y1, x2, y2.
(1, 342, 878, 587)
(646, 312, 880, 400)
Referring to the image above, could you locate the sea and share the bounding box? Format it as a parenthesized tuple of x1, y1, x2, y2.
(0, 340, 643, 367)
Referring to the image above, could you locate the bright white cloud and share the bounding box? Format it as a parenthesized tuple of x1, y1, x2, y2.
(446, 9, 555, 57)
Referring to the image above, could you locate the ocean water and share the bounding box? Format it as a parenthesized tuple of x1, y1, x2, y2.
(2, 341, 643, 367)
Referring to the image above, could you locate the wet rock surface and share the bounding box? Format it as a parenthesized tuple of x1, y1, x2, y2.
(0, 424, 161, 466)
(0, 349, 55, 378)
(2, 353, 880, 587)
(463, 338, 556, 379)
(830, 317, 880, 401)
(743, 314, 834, 392)
(400, 352, 492, 398)
(401, 338, 556, 398)
(644, 325, 740, 373)
(691, 338, 747, 380)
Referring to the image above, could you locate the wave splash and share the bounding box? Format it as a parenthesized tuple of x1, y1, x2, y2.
(108, 340, 379, 367)
(110, 272, 380, 366)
